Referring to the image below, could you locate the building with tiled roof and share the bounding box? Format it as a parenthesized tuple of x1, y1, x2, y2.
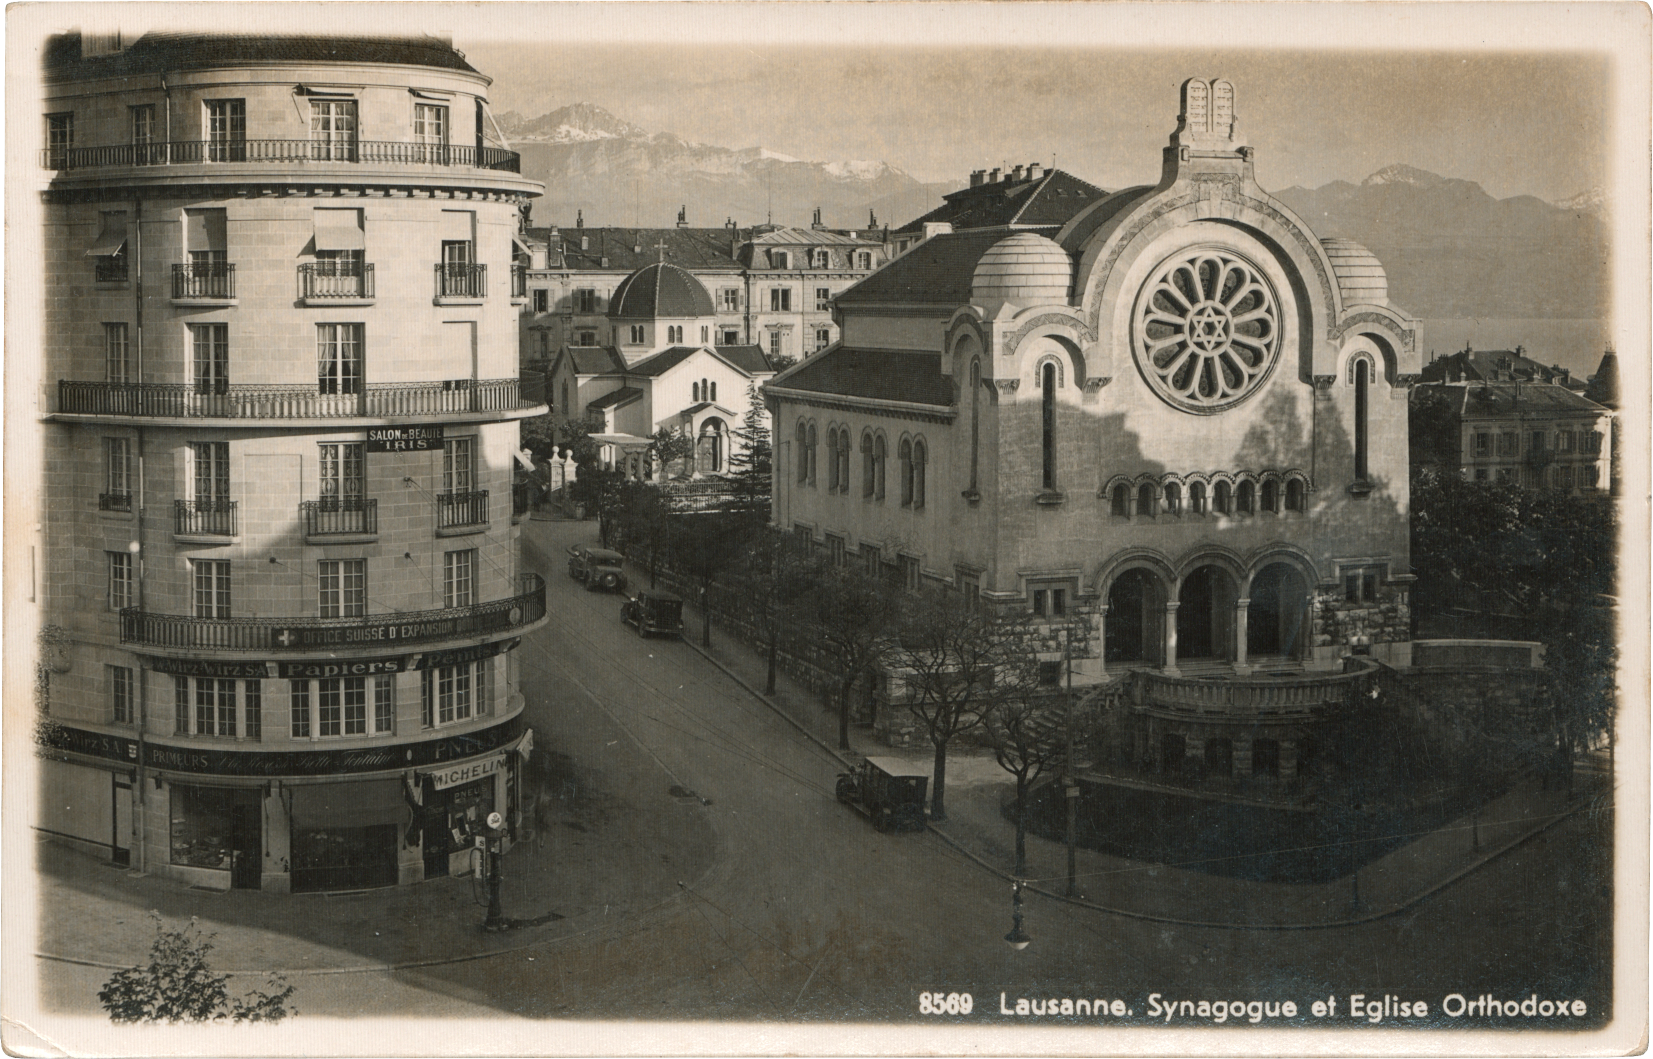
(769, 76, 1425, 750)
(1420, 345, 1588, 390)
(888, 165, 1111, 256)
(517, 211, 892, 373)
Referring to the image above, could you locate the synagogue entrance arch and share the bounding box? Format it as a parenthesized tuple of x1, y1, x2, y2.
(1247, 561, 1310, 661)
(1175, 564, 1238, 664)
(1105, 567, 1167, 666)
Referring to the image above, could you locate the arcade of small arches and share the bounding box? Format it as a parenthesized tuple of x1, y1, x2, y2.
(794, 417, 929, 509)
(1093, 551, 1321, 675)
(1104, 469, 1312, 519)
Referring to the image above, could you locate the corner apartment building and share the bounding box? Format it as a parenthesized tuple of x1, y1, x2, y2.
(34, 31, 547, 893)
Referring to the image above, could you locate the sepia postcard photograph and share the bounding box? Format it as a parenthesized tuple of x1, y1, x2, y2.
(3, 2, 1649, 1055)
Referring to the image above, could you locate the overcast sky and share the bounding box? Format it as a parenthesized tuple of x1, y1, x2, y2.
(464, 42, 1610, 203)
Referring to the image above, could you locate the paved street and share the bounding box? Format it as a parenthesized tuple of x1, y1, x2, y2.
(32, 516, 1615, 1030)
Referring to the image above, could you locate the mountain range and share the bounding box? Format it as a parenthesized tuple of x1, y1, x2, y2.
(497, 104, 959, 232)
(498, 106, 1608, 326)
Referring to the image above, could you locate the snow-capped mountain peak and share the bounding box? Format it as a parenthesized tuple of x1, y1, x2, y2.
(1554, 186, 1605, 215)
(495, 102, 647, 144)
(1362, 163, 1448, 188)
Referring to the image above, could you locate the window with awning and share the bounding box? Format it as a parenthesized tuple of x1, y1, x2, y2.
(183, 208, 227, 257)
(86, 211, 127, 257)
(314, 208, 365, 251)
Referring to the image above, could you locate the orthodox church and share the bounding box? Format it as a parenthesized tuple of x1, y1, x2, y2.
(767, 77, 1421, 690)
(547, 261, 776, 478)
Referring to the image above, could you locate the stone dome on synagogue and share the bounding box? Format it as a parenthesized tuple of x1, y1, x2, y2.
(608, 261, 716, 319)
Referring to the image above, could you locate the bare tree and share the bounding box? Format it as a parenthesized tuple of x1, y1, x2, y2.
(895, 596, 1030, 821)
(984, 683, 1090, 877)
(802, 558, 903, 750)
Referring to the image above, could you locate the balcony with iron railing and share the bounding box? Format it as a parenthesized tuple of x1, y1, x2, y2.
(99, 492, 133, 513)
(298, 261, 375, 302)
(121, 574, 546, 652)
(435, 262, 487, 302)
(174, 498, 238, 540)
(54, 372, 546, 423)
(301, 498, 378, 541)
(42, 139, 522, 174)
(172, 261, 236, 302)
(436, 490, 489, 533)
(511, 264, 528, 302)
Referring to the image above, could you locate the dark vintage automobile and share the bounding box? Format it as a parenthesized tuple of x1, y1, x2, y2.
(620, 589, 685, 638)
(835, 757, 930, 833)
(567, 545, 627, 592)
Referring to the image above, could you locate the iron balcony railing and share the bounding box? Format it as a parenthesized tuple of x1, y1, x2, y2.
(94, 257, 129, 283)
(121, 574, 545, 651)
(58, 373, 545, 420)
(174, 498, 238, 536)
(298, 261, 375, 300)
(437, 490, 489, 528)
(42, 139, 521, 174)
(301, 497, 378, 537)
(511, 264, 528, 299)
(436, 262, 486, 298)
(173, 262, 235, 299)
(99, 492, 133, 512)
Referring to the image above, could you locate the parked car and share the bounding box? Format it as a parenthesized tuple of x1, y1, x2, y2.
(620, 589, 685, 638)
(835, 757, 929, 833)
(567, 545, 627, 592)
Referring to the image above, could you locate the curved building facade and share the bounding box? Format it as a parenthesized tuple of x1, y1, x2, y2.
(35, 32, 547, 892)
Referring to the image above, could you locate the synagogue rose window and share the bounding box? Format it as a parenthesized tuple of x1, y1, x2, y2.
(1133, 247, 1280, 413)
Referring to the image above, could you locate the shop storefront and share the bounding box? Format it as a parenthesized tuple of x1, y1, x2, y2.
(37, 717, 532, 892)
(288, 779, 407, 893)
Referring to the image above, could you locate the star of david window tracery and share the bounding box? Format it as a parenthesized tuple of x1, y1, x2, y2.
(1133, 248, 1281, 413)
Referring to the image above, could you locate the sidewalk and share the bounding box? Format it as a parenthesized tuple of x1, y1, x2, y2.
(666, 570, 1598, 930)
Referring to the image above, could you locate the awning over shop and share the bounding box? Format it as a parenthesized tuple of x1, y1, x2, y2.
(289, 778, 407, 829)
(85, 212, 127, 257)
(313, 208, 365, 251)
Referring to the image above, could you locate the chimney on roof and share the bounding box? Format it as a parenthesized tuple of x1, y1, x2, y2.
(868, 209, 878, 229)
(549, 224, 559, 240)
(600, 256, 609, 269)
(970, 169, 985, 187)
(676, 205, 688, 228)
(1027, 162, 1044, 180)
(633, 242, 642, 254)
(1011, 164, 1026, 182)
(811, 207, 825, 230)
(989, 167, 1002, 183)
(1555, 367, 1570, 386)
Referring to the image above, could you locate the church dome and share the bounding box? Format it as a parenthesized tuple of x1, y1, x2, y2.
(1320, 238, 1388, 306)
(971, 233, 1072, 306)
(608, 262, 716, 319)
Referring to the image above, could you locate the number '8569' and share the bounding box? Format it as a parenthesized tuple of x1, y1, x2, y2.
(919, 992, 973, 1015)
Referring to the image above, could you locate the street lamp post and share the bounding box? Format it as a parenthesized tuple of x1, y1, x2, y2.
(482, 811, 507, 932)
(1004, 879, 1030, 950)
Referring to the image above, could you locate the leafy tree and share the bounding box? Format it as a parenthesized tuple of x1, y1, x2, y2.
(650, 426, 695, 481)
(799, 558, 904, 750)
(983, 684, 1088, 877)
(894, 596, 1027, 821)
(99, 913, 295, 1024)
(519, 412, 559, 459)
(768, 352, 799, 372)
(614, 481, 672, 587)
(556, 411, 604, 469)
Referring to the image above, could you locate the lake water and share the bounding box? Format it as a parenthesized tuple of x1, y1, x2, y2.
(1417, 318, 1615, 377)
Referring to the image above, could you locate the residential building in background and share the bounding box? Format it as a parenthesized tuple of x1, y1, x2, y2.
(1411, 348, 1616, 493)
(518, 210, 890, 377)
(34, 31, 547, 893)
